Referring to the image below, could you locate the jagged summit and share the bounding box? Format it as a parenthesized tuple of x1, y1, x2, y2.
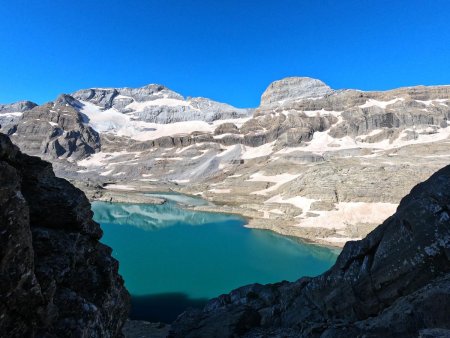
(0, 100, 38, 112)
(71, 84, 250, 124)
(260, 77, 334, 106)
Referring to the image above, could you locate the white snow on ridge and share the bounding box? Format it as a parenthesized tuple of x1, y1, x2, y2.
(77, 151, 140, 168)
(0, 112, 23, 117)
(127, 97, 192, 110)
(241, 141, 275, 159)
(77, 100, 251, 142)
(283, 109, 342, 118)
(276, 123, 450, 155)
(359, 98, 404, 109)
(416, 99, 448, 106)
(104, 184, 136, 191)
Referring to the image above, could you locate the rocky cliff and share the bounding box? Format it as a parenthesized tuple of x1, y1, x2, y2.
(171, 164, 450, 337)
(0, 133, 130, 337)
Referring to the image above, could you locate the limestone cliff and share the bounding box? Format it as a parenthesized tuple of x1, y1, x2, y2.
(171, 165, 450, 337)
(0, 133, 129, 337)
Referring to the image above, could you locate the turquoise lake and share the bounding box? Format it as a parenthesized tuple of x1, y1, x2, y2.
(92, 195, 339, 322)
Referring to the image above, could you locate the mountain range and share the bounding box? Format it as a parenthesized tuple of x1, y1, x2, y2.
(1, 77, 449, 246)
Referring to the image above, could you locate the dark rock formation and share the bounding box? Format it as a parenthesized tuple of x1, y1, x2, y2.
(171, 165, 450, 337)
(0, 133, 129, 337)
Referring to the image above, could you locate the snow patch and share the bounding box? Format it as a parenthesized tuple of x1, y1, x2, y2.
(265, 194, 316, 215)
(248, 173, 300, 195)
(295, 202, 398, 230)
(359, 98, 404, 109)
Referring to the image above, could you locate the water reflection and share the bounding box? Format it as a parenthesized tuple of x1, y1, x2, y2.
(92, 200, 243, 231)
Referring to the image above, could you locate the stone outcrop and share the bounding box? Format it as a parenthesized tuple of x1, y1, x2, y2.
(260, 77, 334, 106)
(0, 133, 129, 337)
(0, 100, 37, 134)
(10, 94, 100, 160)
(0, 100, 37, 113)
(171, 165, 450, 337)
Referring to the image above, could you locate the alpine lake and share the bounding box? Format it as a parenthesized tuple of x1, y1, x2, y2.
(92, 192, 339, 323)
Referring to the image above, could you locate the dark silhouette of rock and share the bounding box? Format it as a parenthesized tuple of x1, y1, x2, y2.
(170, 164, 450, 337)
(0, 133, 129, 337)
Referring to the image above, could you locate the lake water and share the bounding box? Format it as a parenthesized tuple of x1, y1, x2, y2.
(92, 196, 339, 322)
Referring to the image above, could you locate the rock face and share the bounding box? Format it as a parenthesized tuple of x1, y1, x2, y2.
(10, 94, 100, 160)
(0, 133, 129, 337)
(171, 165, 450, 337)
(260, 77, 334, 106)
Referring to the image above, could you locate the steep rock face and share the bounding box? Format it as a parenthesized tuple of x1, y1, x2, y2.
(171, 165, 450, 337)
(0, 133, 129, 337)
(10, 94, 100, 160)
(260, 77, 334, 106)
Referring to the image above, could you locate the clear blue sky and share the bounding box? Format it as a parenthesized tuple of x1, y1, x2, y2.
(1, 0, 449, 107)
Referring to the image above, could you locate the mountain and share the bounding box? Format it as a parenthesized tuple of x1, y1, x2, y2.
(1, 77, 449, 246)
(0, 133, 129, 337)
(72, 84, 250, 124)
(170, 163, 450, 337)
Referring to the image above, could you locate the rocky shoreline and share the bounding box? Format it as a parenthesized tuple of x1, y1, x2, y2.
(77, 180, 383, 248)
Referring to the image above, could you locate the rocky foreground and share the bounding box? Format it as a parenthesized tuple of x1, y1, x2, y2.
(170, 164, 450, 337)
(0, 133, 130, 337)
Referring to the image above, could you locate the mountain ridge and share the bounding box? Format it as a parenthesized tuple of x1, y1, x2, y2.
(1, 76, 449, 247)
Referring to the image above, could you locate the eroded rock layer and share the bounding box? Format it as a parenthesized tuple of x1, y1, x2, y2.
(0, 133, 129, 337)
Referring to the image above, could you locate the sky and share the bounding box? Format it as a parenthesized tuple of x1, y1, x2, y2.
(0, 0, 449, 108)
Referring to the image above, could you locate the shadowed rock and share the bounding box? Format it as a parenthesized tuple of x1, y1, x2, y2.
(0, 133, 130, 337)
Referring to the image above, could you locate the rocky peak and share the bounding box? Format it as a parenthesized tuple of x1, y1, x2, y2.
(71, 84, 184, 109)
(260, 77, 334, 106)
(0, 100, 37, 113)
(9, 96, 100, 160)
